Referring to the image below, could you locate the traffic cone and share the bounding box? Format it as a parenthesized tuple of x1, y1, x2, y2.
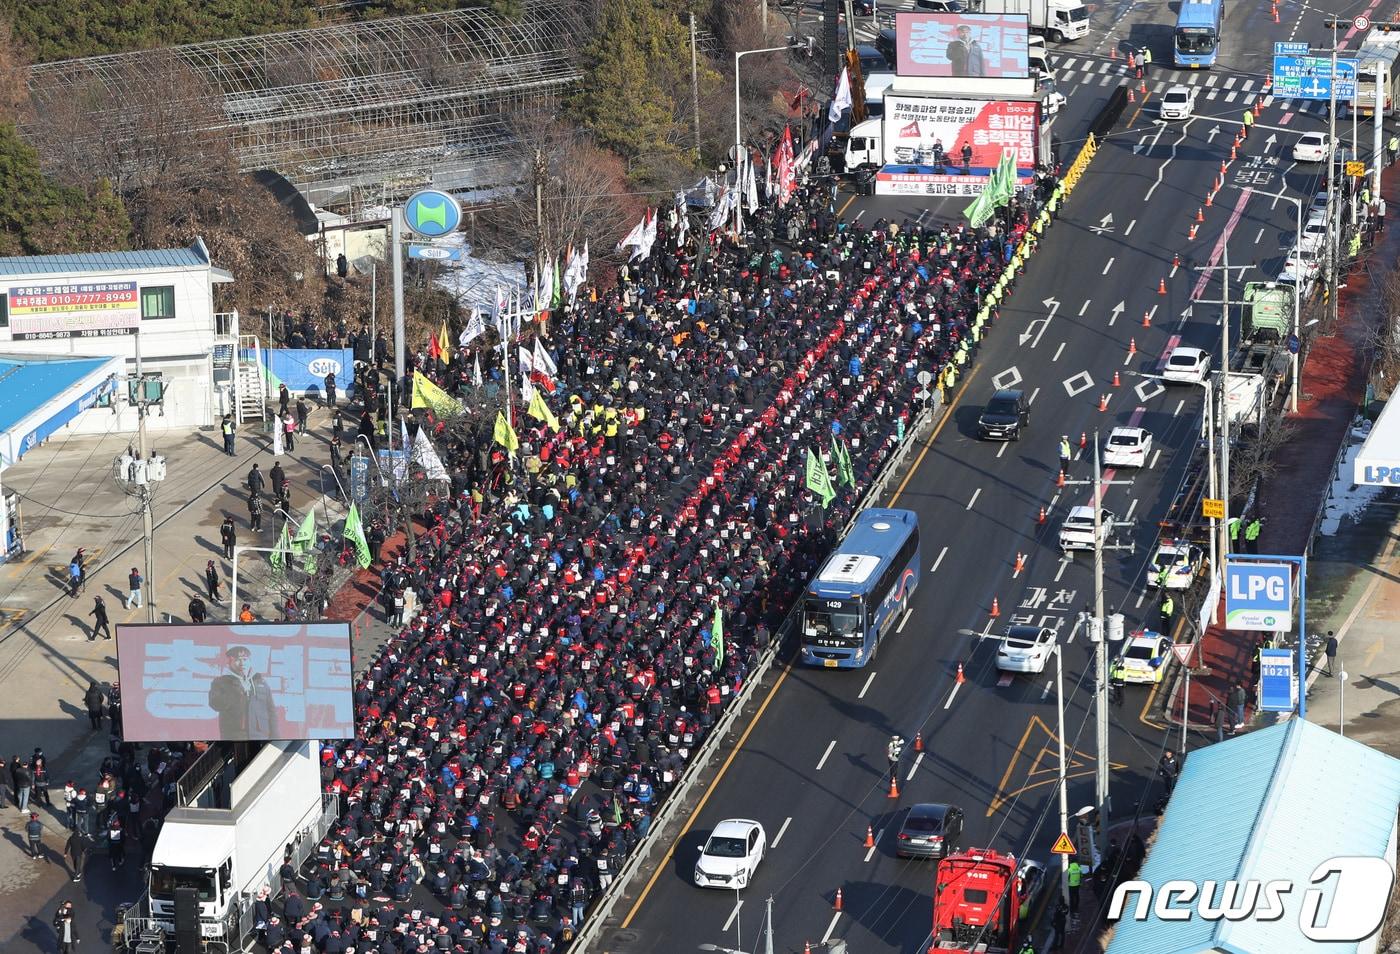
(1172, 252, 1180, 268)
(865, 825, 875, 848)
(1038, 505, 1047, 524)
(1140, 79, 1147, 95)
(1220, 160, 1227, 176)
(888, 775, 900, 799)
(805, 943, 813, 954)
(1128, 87, 1135, 103)
(1111, 47, 1118, 59)
(1231, 143, 1237, 161)
(1014, 552, 1026, 574)
(1205, 191, 1213, 207)
(956, 662, 966, 684)
(1128, 338, 1137, 355)
(1157, 277, 1167, 295)
(1056, 469, 1066, 487)
(1254, 98, 1263, 117)
(1188, 223, 1198, 240)
(990, 597, 1001, 617)
(1079, 431, 1087, 449)
(1196, 206, 1205, 222)
(1128, 51, 1135, 69)
(914, 730, 924, 752)
(835, 888, 844, 910)
(1098, 393, 1109, 412)
(1113, 370, 1122, 387)
(1142, 310, 1152, 327)
(1272, 4, 1279, 22)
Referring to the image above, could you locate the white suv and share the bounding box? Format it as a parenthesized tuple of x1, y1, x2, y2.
(1059, 505, 1114, 552)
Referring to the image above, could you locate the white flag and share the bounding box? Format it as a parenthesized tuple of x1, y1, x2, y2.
(829, 66, 852, 123)
(472, 353, 482, 387)
(708, 184, 731, 230)
(518, 345, 535, 376)
(674, 192, 689, 240)
(617, 214, 648, 261)
(412, 431, 450, 482)
(533, 337, 557, 380)
(639, 209, 657, 261)
(745, 155, 759, 213)
(460, 308, 486, 346)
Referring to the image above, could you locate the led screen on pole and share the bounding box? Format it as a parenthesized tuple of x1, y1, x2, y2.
(116, 623, 355, 743)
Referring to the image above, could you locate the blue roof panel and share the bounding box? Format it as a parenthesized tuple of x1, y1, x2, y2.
(1107, 720, 1400, 954)
(0, 244, 209, 278)
(0, 355, 119, 435)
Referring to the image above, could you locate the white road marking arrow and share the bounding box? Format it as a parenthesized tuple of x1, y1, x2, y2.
(1108, 301, 1125, 327)
(1088, 213, 1115, 235)
(1019, 298, 1061, 348)
(1264, 133, 1277, 151)
(1207, 125, 1221, 143)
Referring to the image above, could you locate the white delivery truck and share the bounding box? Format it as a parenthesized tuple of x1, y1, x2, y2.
(978, 0, 1089, 42)
(125, 741, 335, 952)
(1223, 371, 1267, 428)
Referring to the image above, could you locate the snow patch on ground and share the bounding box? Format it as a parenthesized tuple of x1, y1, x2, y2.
(427, 232, 527, 312)
(1319, 440, 1383, 536)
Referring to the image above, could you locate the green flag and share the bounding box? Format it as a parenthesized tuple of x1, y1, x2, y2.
(270, 520, 291, 571)
(964, 182, 996, 228)
(990, 150, 1017, 205)
(833, 437, 855, 488)
(805, 448, 836, 508)
(291, 510, 317, 573)
(343, 502, 371, 569)
(711, 601, 724, 670)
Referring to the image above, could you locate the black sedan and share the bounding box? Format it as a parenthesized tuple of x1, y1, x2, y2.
(895, 802, 964, 859)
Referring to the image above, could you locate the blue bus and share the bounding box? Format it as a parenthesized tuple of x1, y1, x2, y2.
(1175, 0, 1223, 68)
(801, 508, 921, 669)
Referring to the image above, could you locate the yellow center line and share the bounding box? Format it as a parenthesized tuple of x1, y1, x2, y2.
(991, 716, 1039, 814)
(619, 321, 978, 928)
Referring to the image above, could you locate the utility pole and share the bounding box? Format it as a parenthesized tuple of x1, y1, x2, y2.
(534, 147, 547, 294)
(113, 332, 166, 623)
(391, 207, 406, 383)
(691, 14, 703, 162)
(1063, 433, 1132, 823)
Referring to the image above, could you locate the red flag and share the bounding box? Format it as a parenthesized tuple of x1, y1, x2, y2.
(776, 126, 796, 207)
(428, 330, 442, 364)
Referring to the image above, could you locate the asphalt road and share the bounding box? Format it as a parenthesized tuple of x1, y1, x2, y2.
(603, 1, 1379, 951)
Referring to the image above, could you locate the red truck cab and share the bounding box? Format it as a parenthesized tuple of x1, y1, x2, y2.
(930, 848, 1044, 952)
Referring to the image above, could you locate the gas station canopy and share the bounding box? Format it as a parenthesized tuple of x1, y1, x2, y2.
(1353, 394, 1400, 486)
(0, 353, 122, 467)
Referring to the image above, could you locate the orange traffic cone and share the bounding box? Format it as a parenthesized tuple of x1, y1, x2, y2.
(1142, 310, 1152, 327)
(1128, 52, 1135, 69)
(1158, 277, 1167, 295)
(1079, 431, 1087, 449)
(1056, 469, 1066, 487)
(1272, 5, 1279, 22)
(1188, 223, 1198, 240)
(1172, 252, 1180, 268)
(1254, 98, 1263, 116)
(1231, 143, 1237, 161)
(1111, 47, 1118, 59)
(914, 731, 924, 752)
(1038, 506, 1047, 524)
(1140, 79, 1147, 95)
(805, 943, 813, 954)
(887, 775, 900, 799)
(1196, 207, 1205, 222)
(956, 663, 966, 684)
(1128, 338, 1137, 355)
(1112, 370, 1122, 387)
(1128, 87, 1135, 103)
(990, 597, 1001, 618)
(1014, 552, 1026, 573)
(1220, 160, 1227, 176)
(835, 888, 844, 910)
(865, 825, 875, 848)
(1205, 191, 1213, 207)
(1098, 393, 1109, 412)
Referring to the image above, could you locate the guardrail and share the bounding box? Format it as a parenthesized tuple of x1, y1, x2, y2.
(569, 397, 941, 951)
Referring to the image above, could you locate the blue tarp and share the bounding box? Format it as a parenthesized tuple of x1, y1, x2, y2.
(246, 348, 356, 399)
(0, 355, 121, 466)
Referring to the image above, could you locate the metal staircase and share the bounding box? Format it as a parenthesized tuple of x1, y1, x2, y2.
(236, 334, 266, 425)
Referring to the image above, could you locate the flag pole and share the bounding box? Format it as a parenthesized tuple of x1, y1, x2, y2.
(504, 289, 514, 428)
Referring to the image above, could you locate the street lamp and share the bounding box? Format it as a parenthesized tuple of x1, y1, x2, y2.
(734, 42, 804, 234)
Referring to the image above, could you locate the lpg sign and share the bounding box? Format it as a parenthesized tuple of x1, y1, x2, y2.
(1356, 463, 1400, 485)
(1224, 559, 1294, 632)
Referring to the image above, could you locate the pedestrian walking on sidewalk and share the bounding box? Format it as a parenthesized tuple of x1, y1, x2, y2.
(53, 900, 78, 953)
(1324, 631, 1338, 676)
(1158, 750, 1180, 794)
(66, 829, 88, 881)
(270, 461, 286, 498)
(32, 749, 50, 807)
(124, 567, 143, 609)
(84, 682, 105, 730)
(247, 463, 265, 497)
(324, 371, 337, 409)
(220, 516, 237, 560)
(1229, 681, 1247, 729)
(1050, 901, 1068, 951)
(248, 493, 264, 531)
(204, 560, 223, 603)
(14, 758, 31, 812)
(278, 383, 290, 418)
(283, 412, 297, 453)
(67, 557, 81, 599)
(296, 397, 310, 434)
(89, 595, 111, 640)
(188, 595, 208, 624)
(107, 815, 125, 869)
(26, 811, 43, 857)
(222, 414, 236, 455)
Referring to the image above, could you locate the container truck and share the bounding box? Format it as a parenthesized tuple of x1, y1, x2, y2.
(123, 741, 336, 952)
(1242, 281, 1293, 343)
(976, 0, 1089, 42)
(930, 848, 1046, 952)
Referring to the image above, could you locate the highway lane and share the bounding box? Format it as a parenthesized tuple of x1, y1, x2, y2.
(602, 11, 1358, 954)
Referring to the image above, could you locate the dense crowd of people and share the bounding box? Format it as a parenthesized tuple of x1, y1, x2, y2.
(256, 170, 1056, 953)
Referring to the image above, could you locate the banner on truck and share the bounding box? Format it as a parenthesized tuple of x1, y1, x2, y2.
(896, 13, 1031, 79)
(116, 623, 355, 743)
(881, 97, 1037, 174)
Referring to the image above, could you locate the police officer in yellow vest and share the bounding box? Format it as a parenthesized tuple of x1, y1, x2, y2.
(1244, 516, 1263, 553)
(1227, 516, 1242, 552)
(1160, 591, 1175, 632)
(1067, 859, 1084, 913)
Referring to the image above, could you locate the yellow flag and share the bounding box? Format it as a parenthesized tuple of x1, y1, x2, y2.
(527, 389, 560, 432)
(494, 411, 519, 454)
(410, 372, 462, 416)
(436, 322, 451, 365)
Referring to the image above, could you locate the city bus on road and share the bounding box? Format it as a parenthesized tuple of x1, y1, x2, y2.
(1174, 0, 1223, 68)
(801, 508, 920, 669)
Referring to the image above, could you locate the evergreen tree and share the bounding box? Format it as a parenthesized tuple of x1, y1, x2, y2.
(0, 123, 132, 255)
